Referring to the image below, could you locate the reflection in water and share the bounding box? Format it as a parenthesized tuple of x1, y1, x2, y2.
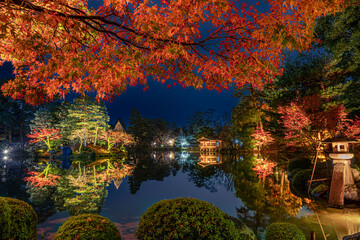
(198, 153, 222, 168)
(24, 158, 133, 219)
(1, 153, 360, 239)
(304, 208, 360, 240)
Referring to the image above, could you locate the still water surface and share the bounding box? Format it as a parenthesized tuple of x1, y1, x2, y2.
(1, 151, 360, 239)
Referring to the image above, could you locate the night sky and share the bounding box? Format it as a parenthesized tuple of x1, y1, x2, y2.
(0, 62, 238, 126)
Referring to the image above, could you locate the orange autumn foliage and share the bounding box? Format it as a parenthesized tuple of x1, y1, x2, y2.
(0, 0, 352, 104)
(27, 127, 62, 150)
(252, 158, 276, 179)
(252, 126, 274, 148)
(25, 171, 61, 187)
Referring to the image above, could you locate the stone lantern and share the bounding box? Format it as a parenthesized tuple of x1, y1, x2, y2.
(322, 136, 358, 206)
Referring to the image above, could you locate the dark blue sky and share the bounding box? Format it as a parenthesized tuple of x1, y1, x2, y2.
(102, 81, 238, 126)
(0, 62, 238, 126)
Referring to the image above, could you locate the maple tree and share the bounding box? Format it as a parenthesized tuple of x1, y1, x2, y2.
(343, 117, 360, 140)
(251, 126, 274, 149)
(27, 127, 62, 151)
(0, 0, 352, 104)
(230, 49, 357, 150)
(278, 95, 348, 147)
(100, 129, 134, 152)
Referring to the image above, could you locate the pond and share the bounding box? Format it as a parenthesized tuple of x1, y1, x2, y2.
(1, 151, 360, 239)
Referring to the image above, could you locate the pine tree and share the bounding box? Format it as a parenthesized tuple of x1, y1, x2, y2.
(66, 96, 110, 147)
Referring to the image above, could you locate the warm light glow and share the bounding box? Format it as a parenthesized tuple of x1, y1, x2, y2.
(3, 156, 8, 160)
(3, 149, 8, 154)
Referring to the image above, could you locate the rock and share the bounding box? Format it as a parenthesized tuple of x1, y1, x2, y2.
(351, 168, 360, 181)
(344, 185, 360, 202)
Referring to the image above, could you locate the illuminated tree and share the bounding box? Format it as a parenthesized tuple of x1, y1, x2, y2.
(175, 127, 190, 148)
(231, 86, 267, 149)
(29, 102, 62, 131)
(251, 126, 274, 150)
(69, 128, 88, 153)
(27, 127, 62, 151)
(278, 95, 348, 147)
(100, 130, 134, 152)
(343, 117, 360, 140)
(0, 0, 350, 104)
(66, 96, 110, 147)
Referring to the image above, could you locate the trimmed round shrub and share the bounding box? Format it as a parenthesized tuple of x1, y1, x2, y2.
(136, 197, 256, 240)
(53, 214, 121, 240)
(1, 197, 38, 240)
(0, 197, 11, 239)
(290, 169, 312, 198)
(265, 222, 305, 240)
(288, 157, 311, 172)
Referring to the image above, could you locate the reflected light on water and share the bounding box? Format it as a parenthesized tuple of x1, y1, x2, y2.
(304, 208, 360, 240)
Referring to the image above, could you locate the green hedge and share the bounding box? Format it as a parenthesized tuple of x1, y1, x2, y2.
(53, 214, 121, 240)
(266, 222, 306, 240)
(0, 197, 11, 239)
(0, 197, 38, 240)
(290, 169, 312, 198)
(136, 197, 256, 240)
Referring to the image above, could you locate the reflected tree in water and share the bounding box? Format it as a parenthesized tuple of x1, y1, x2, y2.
(229, 154, 305, 238)
(128, 153, 180, 194)
(25, 158, 132, 219)
(128, 152, 234, 194)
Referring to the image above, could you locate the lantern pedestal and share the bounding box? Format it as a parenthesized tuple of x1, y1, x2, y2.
(329, 159, 354, 207)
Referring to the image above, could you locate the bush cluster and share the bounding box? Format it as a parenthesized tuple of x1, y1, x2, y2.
(288, 157, 312, 172)
(265, 222, 306, 240)
(53, 213, 121, 240)
(290, 169, 312, 198)
(136, 197, 255, 240)
(0, 197, 38, 240)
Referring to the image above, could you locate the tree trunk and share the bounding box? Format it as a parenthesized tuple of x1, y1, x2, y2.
(19, 123, 24, 143)
(280, 171, 285, 196)
(94, 125, 98, 146)
(8, 129, 12, 143)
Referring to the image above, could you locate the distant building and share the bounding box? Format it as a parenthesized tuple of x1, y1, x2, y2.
(114, 120, 125, 132)
(197, 137, 223, 153)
